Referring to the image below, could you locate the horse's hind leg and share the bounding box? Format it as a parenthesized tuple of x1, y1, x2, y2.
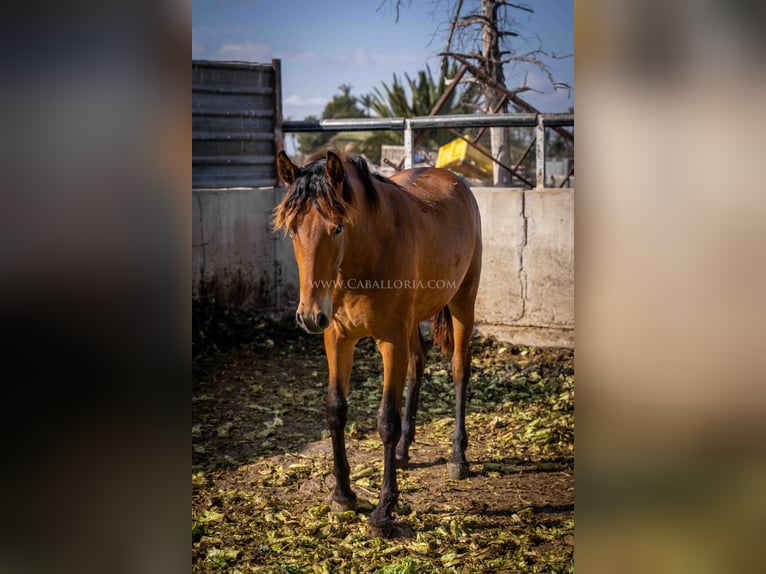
(447, 274, 479, 480)
(396, 324, 425, 469)
(447, 310, 473, 479)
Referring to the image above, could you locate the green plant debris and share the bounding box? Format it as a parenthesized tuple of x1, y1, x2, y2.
(193, 303, 574, 572)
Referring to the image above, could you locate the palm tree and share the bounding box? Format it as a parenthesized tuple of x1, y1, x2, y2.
(306, 67, 479, 164)
(359, 94, 374, 116)
(364, 63, 479, 152)
(297, 84, 368, 157)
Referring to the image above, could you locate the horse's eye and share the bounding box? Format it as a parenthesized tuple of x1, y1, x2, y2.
(333, 223, 344, 236)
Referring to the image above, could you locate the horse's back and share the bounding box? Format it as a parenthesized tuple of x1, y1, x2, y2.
(389, 167, 480, 227)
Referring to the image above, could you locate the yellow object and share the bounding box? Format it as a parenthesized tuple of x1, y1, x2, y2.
(435, 138, 493, 180)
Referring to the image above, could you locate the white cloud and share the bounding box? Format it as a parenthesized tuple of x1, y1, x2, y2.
(524, 69, 552, 91)
(284, 94, 329, 107)
(282, 94, 330, 121)
(527, 87, 574, 113)
(192, 41, 205, 59)
(352, 48, 370, 65)
(215, 41, 271, 63)
(511, 69, 574, 112)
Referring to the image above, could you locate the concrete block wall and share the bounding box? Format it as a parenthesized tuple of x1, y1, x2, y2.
(191, 186, 573, 348)
(473, 188, 574, 347)
(192, 188, 298, 313)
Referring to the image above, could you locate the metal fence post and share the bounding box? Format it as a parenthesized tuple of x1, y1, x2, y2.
(535, 114, 545, 189)
(404, 119, 413, 169)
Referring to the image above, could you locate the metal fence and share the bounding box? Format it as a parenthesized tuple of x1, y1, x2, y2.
(282, 113, 573, 189)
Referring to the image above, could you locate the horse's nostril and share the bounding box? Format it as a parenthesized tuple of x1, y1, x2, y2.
(316, 312, 329, 329)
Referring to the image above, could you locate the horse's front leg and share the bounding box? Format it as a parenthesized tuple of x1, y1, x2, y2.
(324, 327, 358, 512)
(369, 333, 409, 537)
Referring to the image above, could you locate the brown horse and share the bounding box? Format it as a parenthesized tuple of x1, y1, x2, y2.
(274, 150, 482, 537)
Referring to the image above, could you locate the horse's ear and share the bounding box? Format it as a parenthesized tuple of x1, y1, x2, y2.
(277, 150, 298, 185)
(325, 151, 345, 186)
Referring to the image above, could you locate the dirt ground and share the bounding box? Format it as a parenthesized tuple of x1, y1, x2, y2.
(192, 303, 574, 573)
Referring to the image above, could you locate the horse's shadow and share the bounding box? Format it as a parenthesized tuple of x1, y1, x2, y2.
(403, 456, 573, 475)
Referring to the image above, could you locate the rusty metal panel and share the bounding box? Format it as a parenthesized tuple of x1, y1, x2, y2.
(192, 60, 279, 188)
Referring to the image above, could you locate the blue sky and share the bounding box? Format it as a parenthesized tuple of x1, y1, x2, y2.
(192, 0, 573, 121)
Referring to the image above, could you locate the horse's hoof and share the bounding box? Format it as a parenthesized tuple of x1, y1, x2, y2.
(368, 516, 415, 539)
(395, 455, 410, 470)
(367, 515, 399, 538)
(330, 493, 357, 513)
(368, 506, 394, 537)
(447, 461, 469, 480)
(368, 520, 393, 538)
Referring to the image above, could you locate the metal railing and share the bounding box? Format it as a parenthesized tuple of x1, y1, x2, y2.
(282, 112, 573, 189)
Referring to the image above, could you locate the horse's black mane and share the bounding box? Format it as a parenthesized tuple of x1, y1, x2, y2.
(274, 153, 381, 231)
(371, 171, 392, 184)
(331, 154, 379, 213)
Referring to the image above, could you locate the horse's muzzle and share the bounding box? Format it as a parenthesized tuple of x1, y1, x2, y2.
(296, 309, 330, 334)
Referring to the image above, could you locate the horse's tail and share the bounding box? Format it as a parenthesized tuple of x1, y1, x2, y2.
(432, 306, 454, 356)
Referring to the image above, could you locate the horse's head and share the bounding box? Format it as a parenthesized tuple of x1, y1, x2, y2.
(274, 150, 352, 334)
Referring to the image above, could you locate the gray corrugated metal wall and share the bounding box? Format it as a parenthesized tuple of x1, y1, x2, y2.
(192, 59, 293, 312)
(192, 59, 282, 188)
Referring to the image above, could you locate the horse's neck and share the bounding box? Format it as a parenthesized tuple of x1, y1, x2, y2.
(341, 186, 396, 272)
(343, 213, 378, 269)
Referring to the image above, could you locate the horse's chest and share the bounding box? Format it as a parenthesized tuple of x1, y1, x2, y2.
(332, 293, 410, 337)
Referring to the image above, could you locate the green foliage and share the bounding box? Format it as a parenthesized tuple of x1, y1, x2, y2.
(364, 63, 480, 154)
(296, 66, 481, 165)
(368, 63, 470, 118)
(297, 84, 368, 158)
(295, 115, 326, 158)
(324, 83, 367, 120)
(193, 305, 574, 573)
(374, 557, 418, 573)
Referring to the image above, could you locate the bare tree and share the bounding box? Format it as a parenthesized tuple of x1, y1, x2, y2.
(445, 1, 539, 184)
(382, 0, 570, 185)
